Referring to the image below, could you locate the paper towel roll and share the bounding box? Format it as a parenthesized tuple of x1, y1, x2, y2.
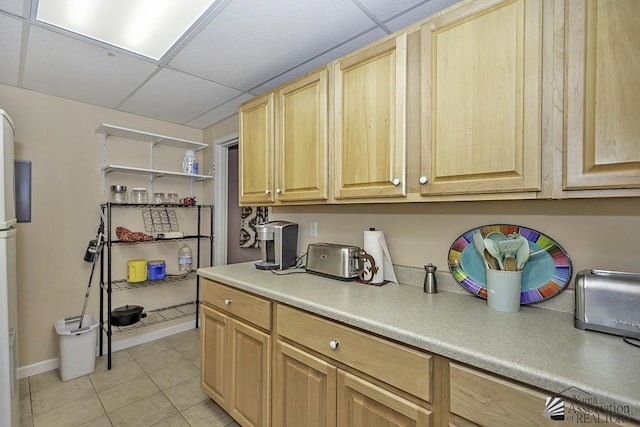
(363, 229, 397, 285)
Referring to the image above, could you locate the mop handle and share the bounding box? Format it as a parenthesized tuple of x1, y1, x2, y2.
(78, 231, 103, 330)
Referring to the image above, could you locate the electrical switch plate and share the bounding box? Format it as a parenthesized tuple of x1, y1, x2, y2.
(309, 221, 318, 238)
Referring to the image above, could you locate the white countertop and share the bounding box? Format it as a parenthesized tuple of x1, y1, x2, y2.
(198, 262, 640, 421)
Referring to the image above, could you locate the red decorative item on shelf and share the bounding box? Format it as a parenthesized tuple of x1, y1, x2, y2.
(116, 226, 154, 242)
(181, 196, 197, 207)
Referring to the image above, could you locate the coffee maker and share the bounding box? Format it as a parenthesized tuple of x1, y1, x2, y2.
(255, 221, 299, 270)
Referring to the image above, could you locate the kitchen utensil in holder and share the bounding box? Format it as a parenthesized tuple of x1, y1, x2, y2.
(486, 269, 521, 312)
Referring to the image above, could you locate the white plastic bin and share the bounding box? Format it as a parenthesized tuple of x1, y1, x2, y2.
(54, 314, 98, 381)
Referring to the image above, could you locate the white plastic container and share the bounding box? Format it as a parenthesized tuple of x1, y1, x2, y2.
(54, 314, 98, 381)
(182, 150, 198, 174)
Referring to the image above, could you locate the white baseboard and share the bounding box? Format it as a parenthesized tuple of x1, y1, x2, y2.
(17, 320, 197, 379)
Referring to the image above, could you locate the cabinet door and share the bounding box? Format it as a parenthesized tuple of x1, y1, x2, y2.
(564, 0, 640, 190)
(276, 69, 329, 202)
(239, 93, 275, 204)
(200, 305, 229, 408)
(421, 0, 542, 195)
(229, 319, 271, 427)
(337, 371, 432, 427)
(333, 33, 407, 199)
(273, 341, 337, 427)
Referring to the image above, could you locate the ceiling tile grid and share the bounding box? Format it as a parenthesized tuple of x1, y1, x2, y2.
(0, 0, 26, 17)
(187, 93, 253, 129)
(385, 0, 462, 32)
(120, 68, 242, 124)
(250, 27, 388, 95)
(0, 14, 23, 86)
(1, 0, 463, 130)
(356, 0, 427, 21)
(23, 26, 159, 108)
(169, 0, 378, 91)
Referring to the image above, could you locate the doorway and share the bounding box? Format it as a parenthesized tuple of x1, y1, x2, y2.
(226, 146, 261, 264)
(213, 135, 261, 265)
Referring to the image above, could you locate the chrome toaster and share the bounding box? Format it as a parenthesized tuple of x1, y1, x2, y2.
(305, 243, 362, 281)
(574, 269, 640, 339)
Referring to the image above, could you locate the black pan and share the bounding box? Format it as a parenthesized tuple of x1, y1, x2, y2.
(111, 305, 146, 326)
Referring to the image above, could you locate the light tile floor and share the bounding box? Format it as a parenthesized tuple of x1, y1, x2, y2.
(19, 329, 240, 427)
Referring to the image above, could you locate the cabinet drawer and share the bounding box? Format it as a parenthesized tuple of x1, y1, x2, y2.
(201, 279, 272, 331)
(449, 362, 551, 426)
(277, 305, 432, 402)
(449, 362, 639, 427)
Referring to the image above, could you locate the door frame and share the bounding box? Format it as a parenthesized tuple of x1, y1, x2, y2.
(213, 133, 238, 266)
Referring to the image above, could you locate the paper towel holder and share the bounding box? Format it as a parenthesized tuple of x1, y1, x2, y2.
(357, 250, 379, 284)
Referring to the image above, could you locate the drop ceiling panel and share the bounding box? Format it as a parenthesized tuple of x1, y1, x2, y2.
(0, 14, 22, 86)
(120, 68, 242, 124)
(357, 0, 426, 21)
(386, 0, 461, 32)
(23, 26, 158, 108)
(170, 0, 376, 91)
(187, 93, 253, 129)
(251, 27, 387, 95)
(0, 0, 25, 17)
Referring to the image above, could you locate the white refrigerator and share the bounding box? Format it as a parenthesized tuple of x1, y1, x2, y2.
(0, 109, 19, 426)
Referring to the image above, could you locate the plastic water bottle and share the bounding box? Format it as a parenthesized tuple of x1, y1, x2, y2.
(179, 244, 193, 271)
(182, 150, 198, 174)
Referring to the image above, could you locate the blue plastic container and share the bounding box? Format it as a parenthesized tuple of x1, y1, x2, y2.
(147, 260, 166, 280)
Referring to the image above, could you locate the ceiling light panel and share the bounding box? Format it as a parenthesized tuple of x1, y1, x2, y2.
(36, 0, 216, 60)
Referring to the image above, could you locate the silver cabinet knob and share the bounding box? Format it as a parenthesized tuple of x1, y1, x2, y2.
(419, 176, 428, 185)
(392, 178, 401, 186)
(276, 188, 282, 194)
(264, 189, 271, 195)
(329, 340, 339, 350)
(224, 299, 232, 305)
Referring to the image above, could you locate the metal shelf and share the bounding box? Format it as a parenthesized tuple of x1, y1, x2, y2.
(109, 301, 198, 333)
(110, 235, 210, 246)
(99, 203, 214, 370)
(103, 203, 213, 209)
(97, 123, 212, 193)
(104, 271, 196, 292)
(102, 164, 212, 181)
(96, 124, 207, 151)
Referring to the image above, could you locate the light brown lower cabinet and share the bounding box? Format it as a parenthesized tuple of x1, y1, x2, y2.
(272, 339, 433, 427)
(337, 370, 433, 427)
(273, 340, 337, 427)
(200, 279, 638, 427)
(200, 280, 272, 427)
(274, 305, 434, 427)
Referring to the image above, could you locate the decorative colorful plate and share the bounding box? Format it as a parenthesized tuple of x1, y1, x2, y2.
(448, 224, 572, 304)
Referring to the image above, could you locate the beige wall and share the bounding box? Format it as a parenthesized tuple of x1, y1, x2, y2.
(207, 117, 640, 279)
(275, 200, 640, 275)
(1, 83, 208, 366)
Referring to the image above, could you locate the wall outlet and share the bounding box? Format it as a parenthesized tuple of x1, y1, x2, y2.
(309, 221, 318, 238)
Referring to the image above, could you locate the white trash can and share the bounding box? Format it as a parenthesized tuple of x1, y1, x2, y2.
(54, 314, 99, 381)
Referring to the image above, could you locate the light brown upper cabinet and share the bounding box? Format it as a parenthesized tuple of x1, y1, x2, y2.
(564, 0, 640, 190)
(239, 93, 275, 205)
(239, 69, 329, 205)
(333, 33, 408, 200)
(420, 0, 543, 196)
(275, 69, 329, 203)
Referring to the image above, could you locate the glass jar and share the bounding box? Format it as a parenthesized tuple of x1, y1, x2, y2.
(168, 193, 180, 204)
(130, 188, 148, 204)
(153, 192, 165, 204)
(109, 185, 128, 204)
